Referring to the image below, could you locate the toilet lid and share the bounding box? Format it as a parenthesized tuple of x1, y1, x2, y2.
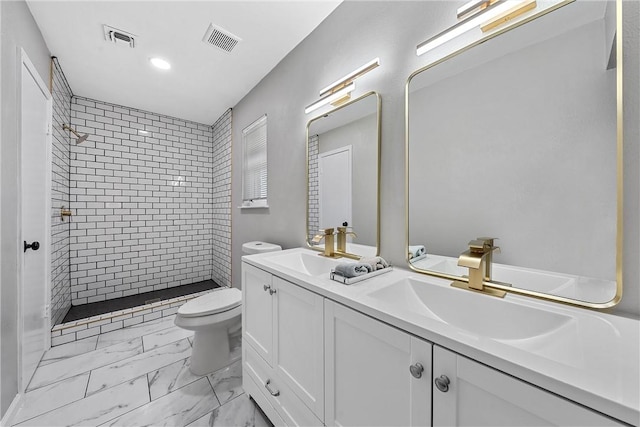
(178, 288, 241, 317)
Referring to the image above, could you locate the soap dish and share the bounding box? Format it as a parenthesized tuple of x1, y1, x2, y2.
(329, 266, 393, 285)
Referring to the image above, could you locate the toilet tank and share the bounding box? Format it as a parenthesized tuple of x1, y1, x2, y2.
(242, 241, 282, 255)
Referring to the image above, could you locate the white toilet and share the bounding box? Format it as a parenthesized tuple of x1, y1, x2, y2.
(175, 241, 282, 375)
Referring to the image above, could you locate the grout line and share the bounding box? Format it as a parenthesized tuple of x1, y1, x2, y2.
(28, 337, 144, 393)
(146, 371, 152, 403)
(91, 375, 152, 427)
(11, 373, 91, 425)
(207, 374, 222, 408)
(84, 371, 91, 398)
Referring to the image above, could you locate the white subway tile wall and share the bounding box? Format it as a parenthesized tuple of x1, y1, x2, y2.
(51, 59, 73, 325)
(211, 109, 232, 288)
(69, 97, 217, 305)
(308, 134, 319, 240)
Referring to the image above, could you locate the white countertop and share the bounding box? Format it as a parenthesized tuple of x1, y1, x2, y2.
(243, 247, 640, 426)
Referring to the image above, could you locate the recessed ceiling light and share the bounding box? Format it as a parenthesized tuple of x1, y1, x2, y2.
(150, 57, 171, 70)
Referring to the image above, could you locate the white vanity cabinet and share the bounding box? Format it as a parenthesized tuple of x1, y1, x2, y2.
(324, 300, 432, 427)
(243, 253, 635, 427)
(432, 346, 623, 426)
(242, 262, 325, 426)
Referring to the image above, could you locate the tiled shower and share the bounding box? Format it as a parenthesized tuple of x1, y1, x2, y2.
(50, 59, 233, 341)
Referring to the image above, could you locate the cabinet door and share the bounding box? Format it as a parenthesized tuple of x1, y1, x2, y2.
(433, 346, 623, 426)
(324, 300, 432, 427)
(242, 263, 275, 365)
(274, 277, 325, 421)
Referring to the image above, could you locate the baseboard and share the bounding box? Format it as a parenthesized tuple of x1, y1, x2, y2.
(0, 393, 23, 427)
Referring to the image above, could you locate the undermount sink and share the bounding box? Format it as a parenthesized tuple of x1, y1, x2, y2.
(267, 251, 352, 276)
(367, 278, 573, 341)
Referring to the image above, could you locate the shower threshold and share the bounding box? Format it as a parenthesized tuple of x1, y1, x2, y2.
(51, 280, 221, 347)
(62, 279, 219, 323)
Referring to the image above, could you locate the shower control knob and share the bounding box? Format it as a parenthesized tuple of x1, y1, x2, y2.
(435, 375, 450, 393)
(409, 362, 424, 379)
(24, 241, 40, 253)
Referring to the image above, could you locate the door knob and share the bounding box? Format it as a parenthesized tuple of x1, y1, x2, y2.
(409, 362, 424, 379)
(435, 375, 450, 392)
(24, 241, 40, 253)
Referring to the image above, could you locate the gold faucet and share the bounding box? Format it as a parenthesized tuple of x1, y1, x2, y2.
(312, 228, 338, 257)
(336, 226, 357, 253)
(454, 237, 506, 297)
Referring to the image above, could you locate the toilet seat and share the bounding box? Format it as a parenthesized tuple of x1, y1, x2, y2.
(177, 288, 241, 318)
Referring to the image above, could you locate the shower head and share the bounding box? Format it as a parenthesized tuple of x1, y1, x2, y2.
(62, 123, 89, 144)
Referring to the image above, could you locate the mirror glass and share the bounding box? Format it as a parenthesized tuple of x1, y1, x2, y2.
(307, 92, 380, 258)
(407, 0, 620, 306)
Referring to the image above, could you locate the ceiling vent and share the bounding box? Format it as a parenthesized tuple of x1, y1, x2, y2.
(103, 25, 136, 48)
(202, 24, 241, 53)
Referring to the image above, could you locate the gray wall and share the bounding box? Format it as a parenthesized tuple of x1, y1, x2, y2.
(0, 0, 50, 416)
(231, 1, 639, 316)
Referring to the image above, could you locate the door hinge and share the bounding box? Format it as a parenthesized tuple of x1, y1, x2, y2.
(44, 304, 50, 318)
(46, 121, 52, 135)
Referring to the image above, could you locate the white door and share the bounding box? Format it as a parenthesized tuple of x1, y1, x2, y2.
(324, 300, 432, 427)
(432, 346, 621, 426)
(318, 146, 352, 230)
(19, 49, 52, 391)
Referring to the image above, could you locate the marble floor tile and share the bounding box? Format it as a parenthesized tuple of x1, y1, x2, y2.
(187, 394, 272, 427)
(28, 337, 143, 391)
(96, 315, 176, 349)
(87, 338, 192, 395)
(148, 357, 202, 401)
(101, 377, 219, 427)
(13, 373, 90, 424)
(15, 375, 149, 427)
(208, 360, 242, 406)
(143, 325, 193, 352)
(39, 336, 98, 366)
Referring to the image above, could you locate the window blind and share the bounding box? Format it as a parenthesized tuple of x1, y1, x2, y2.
(242, 115, 268, 204)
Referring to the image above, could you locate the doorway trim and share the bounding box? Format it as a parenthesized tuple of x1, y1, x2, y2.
(17, 47, 53, 392)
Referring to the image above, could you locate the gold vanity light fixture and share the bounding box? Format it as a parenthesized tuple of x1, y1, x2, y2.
(457, 0, 498, 19)
(304, 83, 355, 114)
(305, 58, 380, 114)
(417, 0, 535, 56)
(481, 0, 537, 32)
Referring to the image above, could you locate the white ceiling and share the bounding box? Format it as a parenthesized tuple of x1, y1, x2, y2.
(26, 1, 342, 125)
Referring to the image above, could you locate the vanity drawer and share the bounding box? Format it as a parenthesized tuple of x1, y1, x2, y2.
(243, 370, 285, 427)
(243, 341, 323, 427)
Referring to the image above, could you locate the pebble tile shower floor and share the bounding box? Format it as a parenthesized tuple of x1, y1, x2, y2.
(12, 315, 271, 427)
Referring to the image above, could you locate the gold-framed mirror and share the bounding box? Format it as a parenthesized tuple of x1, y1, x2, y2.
(307, 91, 381, 258)
(406, 0, 622, 308)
